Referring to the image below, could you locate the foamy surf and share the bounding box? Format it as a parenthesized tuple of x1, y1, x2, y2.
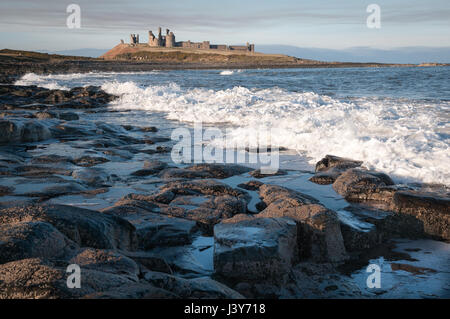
(15, 72, 450, 185)
(102, 80, 449, 185)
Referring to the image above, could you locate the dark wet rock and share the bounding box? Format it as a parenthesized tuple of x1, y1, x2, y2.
(34, 110, 78, 121)
(332, 168, 395, 202)
(103, 204, 197, 249)
(0, 167, 16, 176)
(284, 262, 365, 298)
(185, 163, 252, 179)
(390, 263, 437, 275)
(67, 248, 140, 280)
(83, 282, 176, 299)
(159, 163, 252, 180)
(168, 195, 248, 233)
(131, 160, 168, 177)
(45, 90, 69, 104)
(0, 221, 77, 264)
(0, 185, 14, 196)
(0, 258, 72, 298)
(119, 180, 249, 233)
(89, 138, 125, 148)
(133, 213, 197, 249)
(339, 223, 380, 252)
(1, 110, 35, 118)
(310, 155, 364, 185)
(145, 238, 214, 278)
(143, 136, 171, 144)
(0, 257, 139, 299)
(22, 122, 52, 144)
(0, 85, 116, 111)
(72, 155, 109, 167)
(392, 190, 450, 240)
(72, 168, 109, 186)
(0, 150, 26, 164)
(309, 167, 343, 185)
(214, 217, 298, 283)
(140, 126, 158, 132)
(0, 119, 51, 144)
(259, 184, 319, 207)
(58, 112, 79, 121)
(237, 180, 263, 191)
(315, 155, 363, 172)
(31, 154, 73, 165)
(108, 197, 161, 212)
(121, 125, 134, 131)
(101, 148, 134, 159)
(161, 179, 248, 198)
(21, 182, 87, 200)
(34, 111, 58, 119)
(259, 203, 347, 262)
(256, 184, 347, 261)
(122, 251, 173, 274)
(245, 146, 288, 153)
(124, 190, 176, 205)
(158, 168, 211, 180)
(248, 169, 288, 179)
(255, 201, 267, 212)
(50, 123, 95, 138)
(139, 146, 172, 155)
(0, 204, 137, 250)
(339, 200, 439, 253)
(143, 270, 244, 299)
(116, 135, 146, 145)
(16, 165, 72, 177)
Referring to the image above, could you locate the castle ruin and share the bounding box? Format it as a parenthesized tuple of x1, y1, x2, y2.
(128, 27, 255, 53)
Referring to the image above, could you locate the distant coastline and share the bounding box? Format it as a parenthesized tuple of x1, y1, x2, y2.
(0, 48, 448, 83)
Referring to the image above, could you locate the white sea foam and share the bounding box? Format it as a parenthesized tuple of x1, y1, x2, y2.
(220, 70, 234, 75)
(14, 72, 450, 185)
(102, 81, 450, 184)
(14, 71, 160, 90)
(15, 73, 70, 90)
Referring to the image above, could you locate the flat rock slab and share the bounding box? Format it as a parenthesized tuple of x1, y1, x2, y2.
(315, 154, 363, 172)
(392, 190, 450, 240)
(159, 163, 252, 180)
(0, 221, 76, 264)
(214, 217, 298, 283)
(112, 208, 197, 249)
(0, 204, 136, 250)
(143, 270, 243, 299)
(332, 168, 395, 202)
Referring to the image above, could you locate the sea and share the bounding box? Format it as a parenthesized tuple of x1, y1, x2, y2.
(15, 66, 450, 185)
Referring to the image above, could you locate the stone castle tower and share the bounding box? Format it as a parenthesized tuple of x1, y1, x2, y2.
(165, 29, 175, 48)
(130, 26, 255, 52)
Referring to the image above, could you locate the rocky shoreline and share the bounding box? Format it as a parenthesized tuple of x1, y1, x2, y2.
(0, 84, 449, 299)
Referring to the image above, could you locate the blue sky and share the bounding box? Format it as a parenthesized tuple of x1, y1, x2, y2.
(0, 0, 449, 60)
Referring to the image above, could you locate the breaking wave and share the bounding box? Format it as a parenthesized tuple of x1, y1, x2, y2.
(102, 80, 450, 184)
(14, 72, 450, 184)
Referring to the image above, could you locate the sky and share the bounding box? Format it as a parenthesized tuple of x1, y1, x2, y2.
(0, 0, 449, 61)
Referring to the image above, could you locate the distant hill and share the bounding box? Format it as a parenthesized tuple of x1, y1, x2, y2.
(38, 48, 107, 58)
(257, 45, 450, 64)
